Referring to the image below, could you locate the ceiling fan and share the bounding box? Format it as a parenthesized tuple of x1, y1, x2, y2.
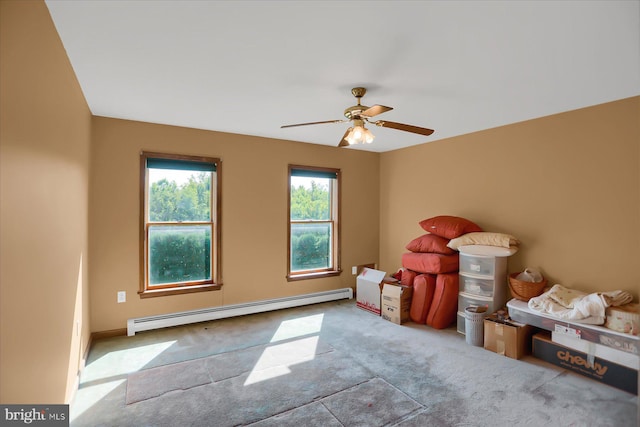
(281, 87, 434, 147)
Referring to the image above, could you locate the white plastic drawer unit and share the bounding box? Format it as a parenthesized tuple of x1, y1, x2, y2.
(459, 254, 496, 276)
(458, 292, 495, 314)
(459, 275, 495, 297)
(456, 246, 515, 335)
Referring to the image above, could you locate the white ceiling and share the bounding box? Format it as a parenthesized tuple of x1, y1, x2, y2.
(45, 1, 640, 153)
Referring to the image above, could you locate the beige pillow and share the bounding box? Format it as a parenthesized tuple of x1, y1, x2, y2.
(447, 232, 520, 250)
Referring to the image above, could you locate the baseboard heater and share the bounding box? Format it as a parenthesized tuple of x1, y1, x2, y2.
(127, 288, 353, 336)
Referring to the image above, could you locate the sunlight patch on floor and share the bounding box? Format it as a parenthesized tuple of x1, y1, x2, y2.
(70, 379, 125, 422)
(245, 313, 324, 386)
(245, 336, 320, 385)
(270, 313, 324, 343)
(81, 341, 177, 383)
(71, 340, 176, 421)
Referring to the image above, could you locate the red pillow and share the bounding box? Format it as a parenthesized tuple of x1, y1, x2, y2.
(401, 252, 459, 275)
(405, 233, 455, 254)
(418, 215, 482, 239)
(401, 269, 417, 287)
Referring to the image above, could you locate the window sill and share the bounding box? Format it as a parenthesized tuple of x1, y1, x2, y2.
(286, 270, 342, 282)
(139, 283, 222, 298)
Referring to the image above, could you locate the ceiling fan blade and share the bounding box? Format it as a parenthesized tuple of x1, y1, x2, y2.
(338, 128, 351, 147)
(281, 119, 345, 129)
(361, 104, 393, 118)
(373, 120, 434, 136)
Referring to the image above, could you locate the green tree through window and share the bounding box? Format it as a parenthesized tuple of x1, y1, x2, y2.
(290, 180, 330, 220)
(149, 173, 211, 222)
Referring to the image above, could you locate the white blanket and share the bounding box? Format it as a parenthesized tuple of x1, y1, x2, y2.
(528, 284, 633, 325)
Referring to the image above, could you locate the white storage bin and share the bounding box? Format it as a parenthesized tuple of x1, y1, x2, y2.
(460, 275, 495, 297)
(459, 254, 496, 276)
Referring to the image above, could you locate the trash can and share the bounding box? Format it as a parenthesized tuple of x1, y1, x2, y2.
(465, 306, 488, 346)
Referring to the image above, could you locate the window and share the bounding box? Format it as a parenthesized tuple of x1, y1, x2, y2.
(287, 165, 341, 280)
(140, 152, 222, 297)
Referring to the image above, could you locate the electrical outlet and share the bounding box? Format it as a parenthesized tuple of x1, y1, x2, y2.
(352, 266, 357, 275)
(117, 291, 126, 303)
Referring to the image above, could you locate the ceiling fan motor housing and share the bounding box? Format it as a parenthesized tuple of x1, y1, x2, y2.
(344, 87, 369, 119)
(344, 105, 369, 119)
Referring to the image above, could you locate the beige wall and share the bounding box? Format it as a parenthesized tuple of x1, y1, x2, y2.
(380, 97, 640, 299)
(2, 0, 638, 407)
(89, 117, 380, 332)
(0, 0, 92, 404)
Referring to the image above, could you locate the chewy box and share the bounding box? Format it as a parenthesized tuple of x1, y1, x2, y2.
(533, 332, 637, 395)
(356, 268, 386, 315)
(552, 332, 639, 370)
(381, 283, 413, 325)
(484, 315, 533, 360)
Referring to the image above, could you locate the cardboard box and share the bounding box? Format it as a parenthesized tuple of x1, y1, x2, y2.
(381, 283, 413, 324)
(483, 315, 533, 359)
(356, 268, 386, 315)
(533, 332, 637, 395)
(552, 331, 639, 370)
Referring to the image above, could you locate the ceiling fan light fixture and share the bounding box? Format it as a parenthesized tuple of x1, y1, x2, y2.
(363, 127, 375, 144)
(345, 124, 375, 145)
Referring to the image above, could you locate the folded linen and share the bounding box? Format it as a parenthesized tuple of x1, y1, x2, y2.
(528, 284, 633, 325)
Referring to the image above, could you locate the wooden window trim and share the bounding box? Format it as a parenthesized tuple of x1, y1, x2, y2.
(139, 151, 222, 298)
(139, 283, 221, 299)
